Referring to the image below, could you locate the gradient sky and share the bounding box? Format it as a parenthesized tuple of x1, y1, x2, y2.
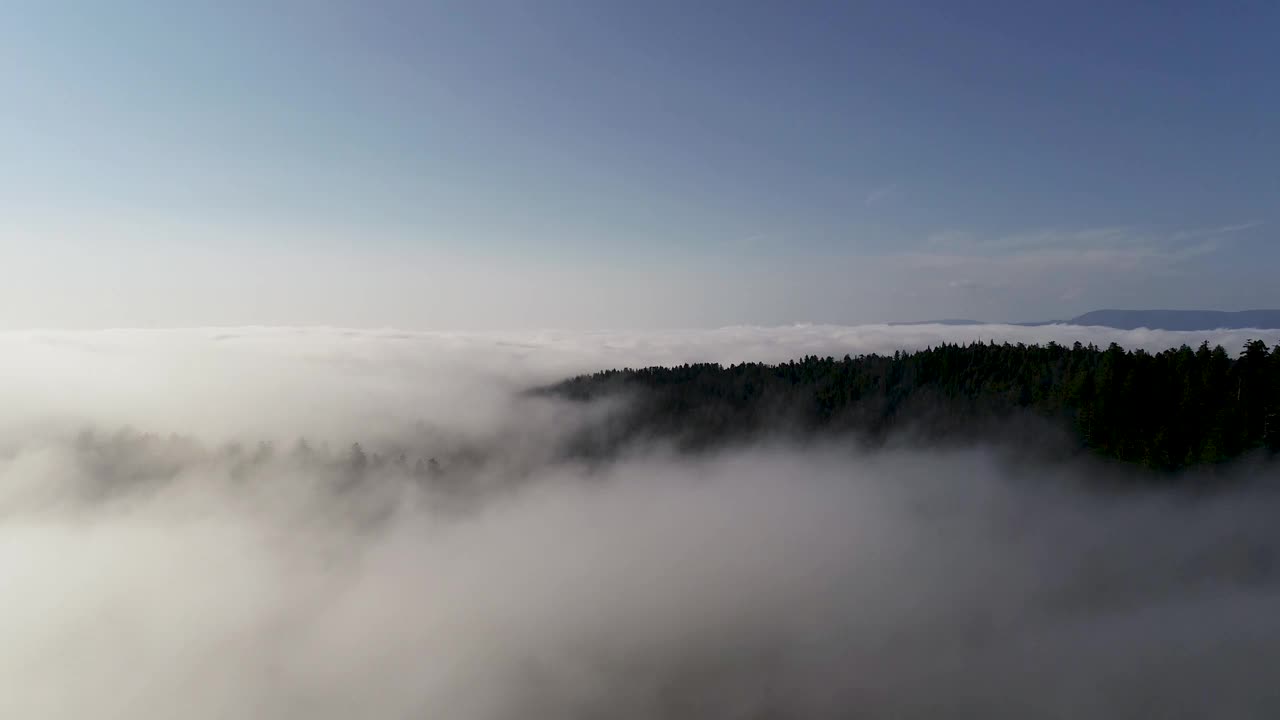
(2, 1, 1276, 329)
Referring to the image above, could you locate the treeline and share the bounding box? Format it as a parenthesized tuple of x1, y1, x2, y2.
(546, 340, 1280, 470)
(65, 428, 454, 497)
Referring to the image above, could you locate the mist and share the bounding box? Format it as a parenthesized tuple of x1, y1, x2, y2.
(4, 324, 1280, 718)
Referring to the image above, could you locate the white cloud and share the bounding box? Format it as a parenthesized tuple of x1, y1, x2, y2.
(2, 324, 1276, 443)
(3, 325, 1280, 717)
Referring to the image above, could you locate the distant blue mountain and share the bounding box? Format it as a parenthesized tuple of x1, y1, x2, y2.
(891, 309, 1280, 331)
(1067, 309, 1280, 331)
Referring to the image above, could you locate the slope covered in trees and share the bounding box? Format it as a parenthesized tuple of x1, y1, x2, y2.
(546, 340, 1280, 471)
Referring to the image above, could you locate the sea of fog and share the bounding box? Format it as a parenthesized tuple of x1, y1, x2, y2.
(3, 323, 1280, 719)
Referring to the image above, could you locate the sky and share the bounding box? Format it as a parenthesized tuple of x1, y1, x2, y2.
(1, 1, 1276, 329)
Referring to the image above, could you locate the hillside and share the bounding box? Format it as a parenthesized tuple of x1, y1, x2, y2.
(546, 339, 1280, 471)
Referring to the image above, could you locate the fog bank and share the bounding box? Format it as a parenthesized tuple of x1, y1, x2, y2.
(3, 325, 1280, 718)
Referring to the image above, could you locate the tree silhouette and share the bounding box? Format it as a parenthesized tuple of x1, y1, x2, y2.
(546, 339, 1280, 472)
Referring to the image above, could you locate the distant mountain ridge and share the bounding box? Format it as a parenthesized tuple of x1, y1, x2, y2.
(892, 309, 1280, 331)
(1067, 309, 1280, 331)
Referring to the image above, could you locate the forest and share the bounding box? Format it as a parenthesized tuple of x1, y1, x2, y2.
(546, 339, 1280, 471)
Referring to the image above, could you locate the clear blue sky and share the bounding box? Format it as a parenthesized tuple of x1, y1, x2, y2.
(1, 1, 1276, 328)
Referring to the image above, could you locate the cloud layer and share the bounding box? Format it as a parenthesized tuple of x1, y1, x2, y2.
(5, 322, 1279, 440)
(3, 324, 1280, 718)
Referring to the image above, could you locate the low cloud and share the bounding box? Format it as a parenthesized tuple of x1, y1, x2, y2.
(3, 325, 1280, 718)
(4, 323, 1279, 444)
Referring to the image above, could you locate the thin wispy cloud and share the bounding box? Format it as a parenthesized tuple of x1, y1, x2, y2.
(1168, 220, 1265, 243)
(867, 220, 1272, 318)
(864, 182, 900, 206)
(932, 227, 1140, 254)
(908, 221, 1264, 294)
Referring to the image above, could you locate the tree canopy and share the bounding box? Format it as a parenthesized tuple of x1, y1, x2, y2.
(547, 339, 1280, 471)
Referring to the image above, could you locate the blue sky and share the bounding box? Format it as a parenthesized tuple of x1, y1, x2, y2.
(1, 1, 1276, 328)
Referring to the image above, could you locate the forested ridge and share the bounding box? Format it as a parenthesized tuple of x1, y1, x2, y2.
(548, 340, 1280, 470)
